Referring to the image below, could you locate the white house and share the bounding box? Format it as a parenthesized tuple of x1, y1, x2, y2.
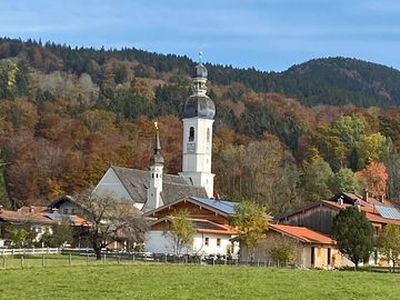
(145, 216, 237, 257)
(143, 196, 238, 256)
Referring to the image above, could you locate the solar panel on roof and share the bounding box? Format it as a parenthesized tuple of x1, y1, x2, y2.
(190, 197, 237, 215)
(375, 205, 400, 220)
(46, 212, 77, 222)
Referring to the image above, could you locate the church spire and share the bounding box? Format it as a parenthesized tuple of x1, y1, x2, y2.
(151, 121, 164, 165)
(192, 52, 208, 96)
(146, 121, 164, 212)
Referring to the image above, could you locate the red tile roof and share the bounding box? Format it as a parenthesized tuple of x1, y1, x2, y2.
(0, 208, 53, 224)
(150, 216, 237, 235)
(269, 224, 336, 245)
(0, 206, 90, 227)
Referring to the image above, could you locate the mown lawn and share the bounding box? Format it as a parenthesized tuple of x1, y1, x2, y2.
(0, 262, 399, 300)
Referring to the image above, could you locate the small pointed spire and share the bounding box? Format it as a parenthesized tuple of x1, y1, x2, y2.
(198, 51, 203, 64)
(151, 121, 164, 165)
(154, 121, 161, 154)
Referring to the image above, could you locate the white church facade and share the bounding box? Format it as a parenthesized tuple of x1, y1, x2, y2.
(94, 62, 216, 212)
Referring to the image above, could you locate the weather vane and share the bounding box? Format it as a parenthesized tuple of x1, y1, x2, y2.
(198, 51, 203, 63)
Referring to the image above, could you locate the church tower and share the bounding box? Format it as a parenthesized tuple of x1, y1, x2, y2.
(145, 122, 164, 211)
(179, 59, 215, 197)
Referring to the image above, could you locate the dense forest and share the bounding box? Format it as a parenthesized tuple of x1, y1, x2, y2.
(1, 37, 400, 215)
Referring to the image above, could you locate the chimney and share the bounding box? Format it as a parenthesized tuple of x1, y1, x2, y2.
(0, 205, 3, 213)
(378, 194, 385, 203)
(337, 196, 344, 206)
(363, 188, 369, 202)
(29, 206, 34, 213)
(355, 200, 362, 212)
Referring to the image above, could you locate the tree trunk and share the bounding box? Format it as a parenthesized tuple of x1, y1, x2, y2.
(354, 261, 358, 271)
(92, 243, 102, 260)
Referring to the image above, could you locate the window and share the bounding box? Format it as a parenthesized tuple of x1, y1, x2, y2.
(151, 173, 154, 178)
(63, 208, 69, 215)
(374, 226, 380, 236)
(205, 237, 209, 246)
(327, 248, 331, 265)
(189, 127, 195, 142)
(311, 247, 315, 266)
(207, 128, 210, 142)
(216, 238, 221, 247)
(156, 173, 158, 178)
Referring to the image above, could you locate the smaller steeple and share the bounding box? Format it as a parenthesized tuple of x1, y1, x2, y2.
(146, 122, 164, 212)
(150, 121, 164, 166)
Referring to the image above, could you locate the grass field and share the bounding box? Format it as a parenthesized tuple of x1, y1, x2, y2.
(1, 257, 400, 300)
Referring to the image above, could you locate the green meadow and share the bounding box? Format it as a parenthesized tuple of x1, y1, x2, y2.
(0, 257, 399, 300)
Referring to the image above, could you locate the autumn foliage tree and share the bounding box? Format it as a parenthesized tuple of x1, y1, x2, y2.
(356, 162, 388, 196)
(378, 224, 400, 272)
(3, 38, 400, 213)
(232, 199, 270, 261)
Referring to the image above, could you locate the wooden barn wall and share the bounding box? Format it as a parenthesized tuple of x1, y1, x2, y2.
(282, 205, 338, 234)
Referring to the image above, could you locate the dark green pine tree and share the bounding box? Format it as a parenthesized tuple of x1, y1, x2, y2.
(333, 207, 374, 270)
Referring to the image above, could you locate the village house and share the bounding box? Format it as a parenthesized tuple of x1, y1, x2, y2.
(143, 197, 238, 256)
(0, 205, 88, 248)
(277, 191, 400, 266)
(278, 191, 400, 238)
(239, 224, 344, 269)
(50, 195, 143, 250)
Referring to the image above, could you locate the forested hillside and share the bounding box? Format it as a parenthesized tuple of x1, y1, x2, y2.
(1, 37, 400, 214)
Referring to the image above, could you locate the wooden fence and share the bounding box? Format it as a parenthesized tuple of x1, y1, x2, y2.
(0, 248, 60, 255)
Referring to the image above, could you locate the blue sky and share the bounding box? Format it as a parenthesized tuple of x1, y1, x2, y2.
(1, 0, 400, 71)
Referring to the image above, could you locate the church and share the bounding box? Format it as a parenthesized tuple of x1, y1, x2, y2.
(93, 61, 217, 212)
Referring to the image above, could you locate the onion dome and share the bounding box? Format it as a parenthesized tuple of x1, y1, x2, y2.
(183, 95, 215, 119)
(183, 62, 215, 120)
(193, 63, 208, 79)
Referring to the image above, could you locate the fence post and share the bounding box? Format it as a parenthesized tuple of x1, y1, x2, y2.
(20, 256, 24, 269)
(69, 253, 72, 266)
(118, 256, 121, 264)
(2, 256, 6, 269)
(86, 254, 89, 266)
(42, 255, 45, 267)
(132, 254, 135, 263)
(103, 254, 106, 264)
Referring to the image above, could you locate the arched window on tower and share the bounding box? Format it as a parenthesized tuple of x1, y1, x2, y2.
(207, 128, 210, 143)
(189, 127, 195, 142)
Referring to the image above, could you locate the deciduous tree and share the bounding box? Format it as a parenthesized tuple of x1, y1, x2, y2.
(378, 224, 400, 272)
(165, 210, 195, 256)
(267, 235, 298, 266)
(232, 199, 270, 261)
(356, 162, 388, 196)
(300, 155, 334, 202)
(332, 168, 360, 193)
(75, 189, 147, 260)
